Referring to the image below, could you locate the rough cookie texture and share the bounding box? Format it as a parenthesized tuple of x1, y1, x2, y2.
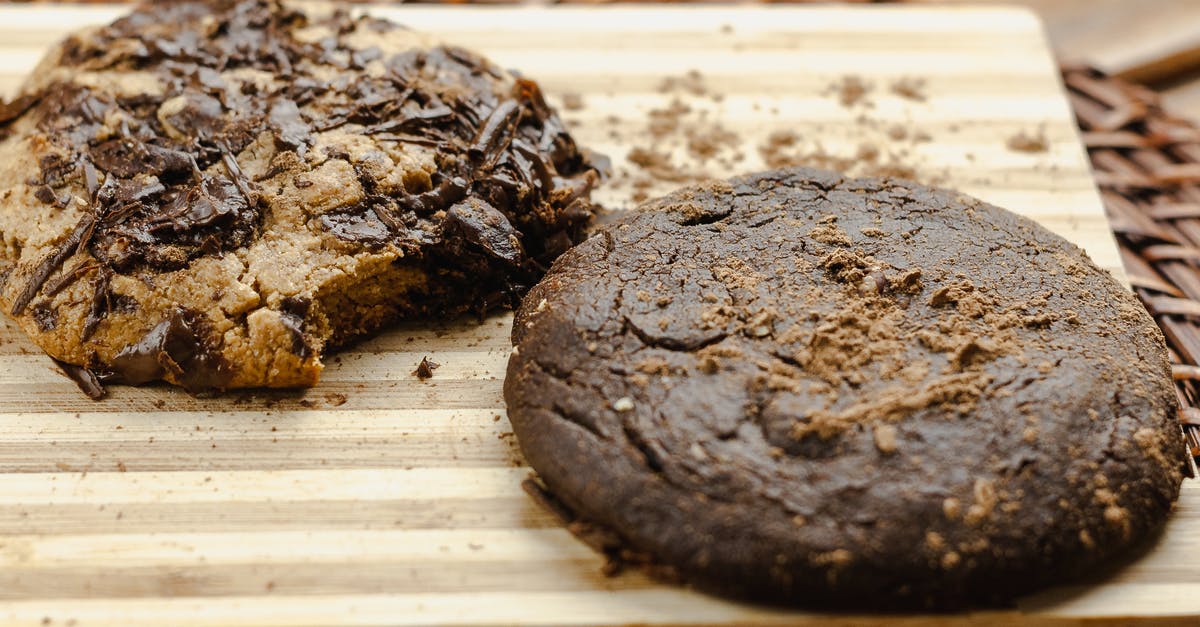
(0, 0, 598, 394)
(504, 167, 1189, 608)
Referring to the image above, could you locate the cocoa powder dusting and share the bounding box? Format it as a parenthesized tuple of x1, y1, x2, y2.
(606, 69, 951, 202)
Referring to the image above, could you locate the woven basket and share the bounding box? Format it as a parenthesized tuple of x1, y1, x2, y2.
(1064, 65, 1200, 461)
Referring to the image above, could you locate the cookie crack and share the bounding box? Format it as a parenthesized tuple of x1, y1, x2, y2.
(621, 420, 665, 473)
(623, 315, 729, 352)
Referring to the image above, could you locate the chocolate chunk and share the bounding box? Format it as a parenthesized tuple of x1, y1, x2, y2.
(162, 90, 225, 140)
(90, 138, 195, 179)
(158, 174, 247, 231)
(445, 198, 525, 265)
(279, 295, 311, 357)
(399, 175, 468, 215)
(0, 92, 42, 126)
(268, 98, 311, 158)
(105, 307, 231, 392)
(320, 209, 391, 245)
(33, 185, 69, 208)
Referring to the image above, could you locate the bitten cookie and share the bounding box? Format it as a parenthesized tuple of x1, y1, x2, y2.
(504, 167, 1188, 608)
(0, 0, 599, 394)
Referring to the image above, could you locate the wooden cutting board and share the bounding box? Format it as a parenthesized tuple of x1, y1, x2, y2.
(0, 4, 1196, 625)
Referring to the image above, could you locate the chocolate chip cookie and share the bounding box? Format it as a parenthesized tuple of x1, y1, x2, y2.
(0, 0, 599, 395)
(504, 167, 1188, 608)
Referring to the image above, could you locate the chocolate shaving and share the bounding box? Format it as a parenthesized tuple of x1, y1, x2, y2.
(219, 150, 255, 204)
(399, 175, 468, 215)
(364, 105, 453, 135)
(470, 101, 521, 171)
(54, 359, 106, 400)
(42, 260, 100, 297)
(13, 214, 95, 315)
(82, 159, 99, 199)
(81, 267, 112, 340)
(268, 98, 311, 158)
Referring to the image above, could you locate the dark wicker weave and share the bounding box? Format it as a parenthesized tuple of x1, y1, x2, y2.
(1064, 65, 1200, 461)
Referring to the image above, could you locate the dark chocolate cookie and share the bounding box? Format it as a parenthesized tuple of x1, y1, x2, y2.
(0, 0, 598, 394)
(504, 167, 1188, 608)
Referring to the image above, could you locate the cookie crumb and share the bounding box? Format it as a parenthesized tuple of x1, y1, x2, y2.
(943, 497, 961, 520)
(413, 356, 440, 380)
(1007, 129, 1048, 153)
(873, 424, 898, 454)
(561, 92, 585, 111)
(828, 75, 872, 108)
(324, 392, 347, 406)
(657, 69, 707, 97)
(612, 397, 635, 412)
(889, 76, 927, 102)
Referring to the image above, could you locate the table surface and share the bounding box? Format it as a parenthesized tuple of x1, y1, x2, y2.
(0, 4, 1195, 626)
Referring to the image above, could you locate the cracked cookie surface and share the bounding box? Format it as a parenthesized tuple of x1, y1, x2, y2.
(504, 167, 1188, 608)
(0, 0, 598, 394)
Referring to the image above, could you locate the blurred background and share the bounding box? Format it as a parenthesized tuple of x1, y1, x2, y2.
(1, 1, 1194, 121)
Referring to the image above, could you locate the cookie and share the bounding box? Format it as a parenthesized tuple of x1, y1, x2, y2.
(504, 167, 1188, 608)
(0, 0, 599, 394)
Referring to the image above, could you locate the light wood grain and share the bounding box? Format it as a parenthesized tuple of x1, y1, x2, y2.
(0, 4, 1192, 626)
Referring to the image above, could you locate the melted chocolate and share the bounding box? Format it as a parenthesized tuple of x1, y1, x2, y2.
(102, 307, 231, 392)
(55, 359, 106, 400)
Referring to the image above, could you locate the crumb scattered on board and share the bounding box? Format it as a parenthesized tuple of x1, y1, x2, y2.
(600, 71, 960, 204)
(413, 356, 440, 380)
(561, 92, 585, 111)
(890, 76, 927, 102)
(657, 69, 709, 97)
(826, 75, 873, 108)
(1007, 128, 1049, 153)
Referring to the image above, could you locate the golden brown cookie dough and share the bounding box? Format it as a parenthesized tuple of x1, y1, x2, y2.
(0, 0, 600, 395)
